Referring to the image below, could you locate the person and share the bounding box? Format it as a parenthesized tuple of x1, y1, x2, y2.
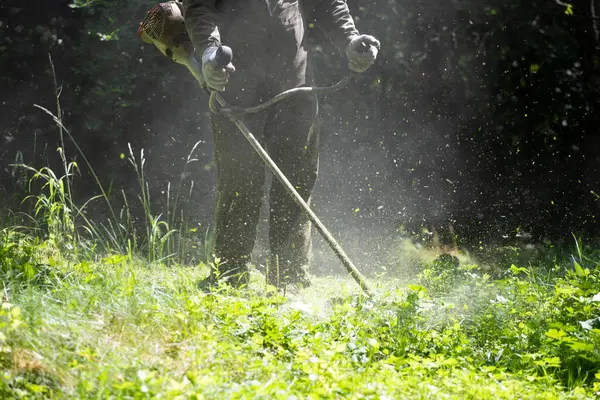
(182, 0, 380, 289)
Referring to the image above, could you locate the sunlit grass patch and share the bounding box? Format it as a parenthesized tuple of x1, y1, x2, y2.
(1, 229, 600, 398)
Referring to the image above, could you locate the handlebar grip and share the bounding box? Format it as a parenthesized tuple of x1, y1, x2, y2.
(215, 45, 233, 68)
(358, 41, 370, 53)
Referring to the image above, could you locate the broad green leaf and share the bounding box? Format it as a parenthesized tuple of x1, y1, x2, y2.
(573, 260, 585, 277)
(569, 341, 594, 352)
(545, 329, 566, 340)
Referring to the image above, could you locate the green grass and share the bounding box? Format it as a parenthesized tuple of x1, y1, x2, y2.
(1, 227, 600, 399)
(2, 145, 600, 399)
(2, 92, 600, 397)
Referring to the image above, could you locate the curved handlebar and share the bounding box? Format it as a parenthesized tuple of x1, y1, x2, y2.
(208, 46, 354, 116)
(213, 76, 352, 116)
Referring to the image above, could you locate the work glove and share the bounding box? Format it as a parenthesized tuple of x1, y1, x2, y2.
(344, 34, 381, 73)
(201, 45, 236, 92)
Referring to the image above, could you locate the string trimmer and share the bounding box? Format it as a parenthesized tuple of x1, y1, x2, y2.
(137, 2, 374, 297)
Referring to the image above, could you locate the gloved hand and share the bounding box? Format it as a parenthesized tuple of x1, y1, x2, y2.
(202, 45, 236, 92)
(344, 34, 381, 73)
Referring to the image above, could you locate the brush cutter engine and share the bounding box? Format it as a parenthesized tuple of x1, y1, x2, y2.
(137, 1, 194, 65)
(137, 1, 233, 89)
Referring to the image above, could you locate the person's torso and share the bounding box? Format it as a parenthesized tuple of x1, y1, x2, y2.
(214, 1, 315, 93)
(216, 0, 307, 52)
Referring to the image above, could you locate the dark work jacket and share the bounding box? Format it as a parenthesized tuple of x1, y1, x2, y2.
(181, 0, 360, 97)
(181, 1, 359, 64)
(182, 1, 358, 49)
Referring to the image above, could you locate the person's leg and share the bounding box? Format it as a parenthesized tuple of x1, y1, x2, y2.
(264, 91, 320, 288)
(184, 1, 274, 287)
(258, 1, 322, 288)
(209, 99, 268, 287)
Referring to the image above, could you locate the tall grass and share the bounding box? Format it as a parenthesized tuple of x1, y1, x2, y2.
(6, 56, 214, 267)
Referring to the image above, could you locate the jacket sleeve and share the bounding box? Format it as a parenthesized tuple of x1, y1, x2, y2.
(306, 0, 360, 53)
(182, 0, 221, 50)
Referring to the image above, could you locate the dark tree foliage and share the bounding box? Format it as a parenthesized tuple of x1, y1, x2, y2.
(1, 0, 83, 184)
(1, 0, 599, 247)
